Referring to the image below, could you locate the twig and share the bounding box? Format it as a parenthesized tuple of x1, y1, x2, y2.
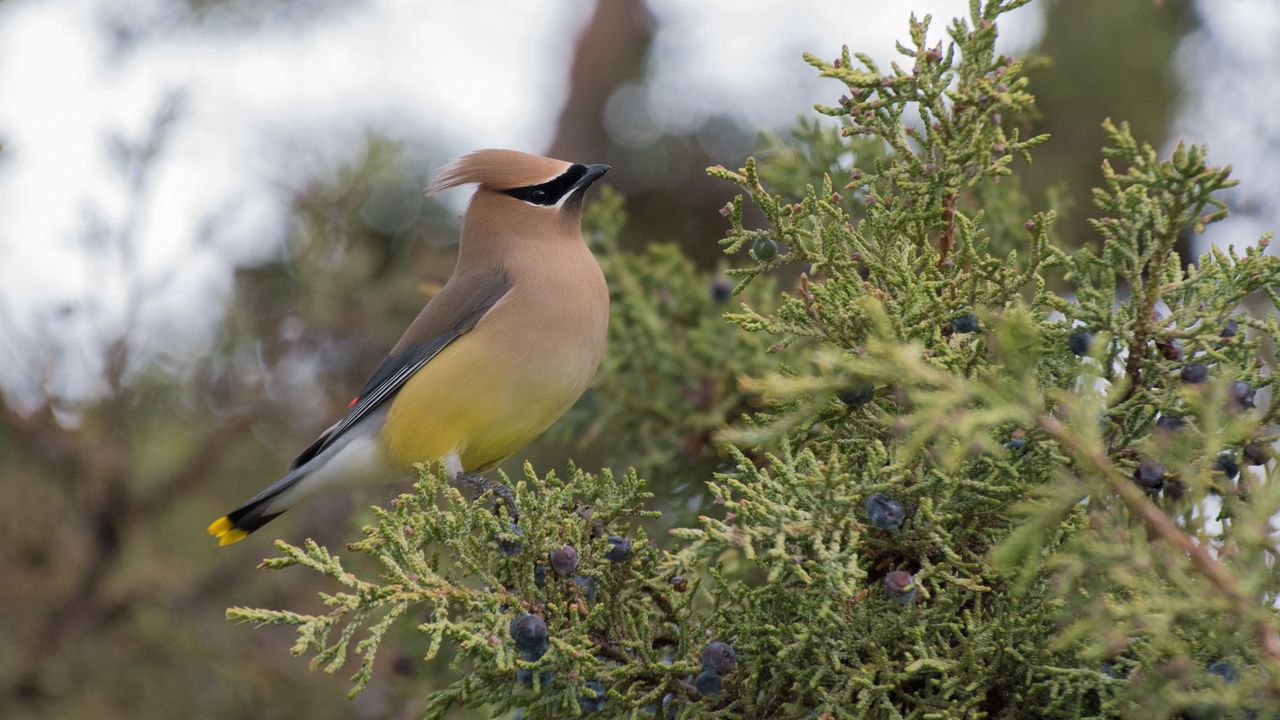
(1117, 199, 1185, 404)
(457, 472, 519, 520)
(676, 678, 704, 702)
(1037, 414, 1280, 667)
(938, 191, 957, 269)
(798, 273, 846, 347)
(588, 633, 631, 663)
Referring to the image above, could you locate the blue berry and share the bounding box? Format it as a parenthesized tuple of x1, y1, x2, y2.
(550, 545, 579, 575)
(1004, 437, 1026, 451)
(1068, 331, 1093, 356)
(524, 644, 548, 661)
(533, 564, 547, 587)
(1133, 459, 1166, 490)
(1157, 338, 1184, 361)
(516, 668, 555, 688)
(865, 493, 905, 530)
(694, 669, 722, 696)
(670, 575, 688, 592)
(496, 522, 523, 557)
(1243, 442, 1270, 466)
(710, 278, 732, 303)
(751, 237, 779, 262)
(1181, 363, 1209, 384)
(1221, 319, 1240, 338)
(1230, 381, 1256, 410)
(573, 575, 597, 602)
(951, 313, 979, 334)
(605, 535, 632, 563)
(1154, 415, 1184, 433)
(1214, 453, 1240, 480)
(578, 681, 606, 712)
(510, 614, 548, 658)
(884, 570, 917, 604)
(1207, 660, 1238, 684)
(701, 641, 736, 675)
(838, 384, 874, 407)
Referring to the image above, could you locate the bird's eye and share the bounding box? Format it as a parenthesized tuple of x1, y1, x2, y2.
(531, 189, 548, 203)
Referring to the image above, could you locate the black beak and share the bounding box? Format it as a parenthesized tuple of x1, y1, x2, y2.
(563, 161, 611, 208)
(579, 163, 610, 188)
(562, 164, 611, 212)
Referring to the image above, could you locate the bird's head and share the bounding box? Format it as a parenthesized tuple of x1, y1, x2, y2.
(428, 149, 610, 231)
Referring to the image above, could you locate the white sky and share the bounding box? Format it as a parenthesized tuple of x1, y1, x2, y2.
(0, 0, 1275, 408)
(1174, 0, 1280, 255)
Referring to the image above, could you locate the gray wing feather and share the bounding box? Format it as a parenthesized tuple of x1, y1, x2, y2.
(288, 267, 510, 470)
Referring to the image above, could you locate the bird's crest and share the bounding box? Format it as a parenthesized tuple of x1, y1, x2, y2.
(427, 149, 571, 195)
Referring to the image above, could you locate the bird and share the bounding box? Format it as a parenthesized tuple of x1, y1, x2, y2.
(207, 149, 611, 545)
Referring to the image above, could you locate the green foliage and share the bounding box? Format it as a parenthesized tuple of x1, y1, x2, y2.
(231, 463, 702, 718)
(229, 1, 1280, 718)
(559, 186, 785, 482)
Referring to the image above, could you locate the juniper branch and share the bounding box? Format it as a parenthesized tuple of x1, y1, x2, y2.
(1038, 414, 1280, 670)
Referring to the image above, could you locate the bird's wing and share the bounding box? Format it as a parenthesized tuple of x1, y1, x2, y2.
(288, 267, 512, 470)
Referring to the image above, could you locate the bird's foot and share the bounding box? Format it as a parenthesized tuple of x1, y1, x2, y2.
(457, 471, 519, 520)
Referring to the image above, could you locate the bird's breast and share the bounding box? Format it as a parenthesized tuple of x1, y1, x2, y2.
(381, 248, 608, 471)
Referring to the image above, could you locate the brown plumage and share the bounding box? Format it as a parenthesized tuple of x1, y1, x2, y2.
(209, 149, 611, 545)
(428, 148, 573, 194)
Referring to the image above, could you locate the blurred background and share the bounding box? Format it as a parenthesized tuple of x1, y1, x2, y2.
(0, 0, 1276, 717)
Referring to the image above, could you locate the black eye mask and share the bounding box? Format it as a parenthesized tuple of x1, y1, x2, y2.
(504, 164, 588, 206)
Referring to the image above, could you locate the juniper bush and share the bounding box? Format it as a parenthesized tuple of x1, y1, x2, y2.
(227, 2, 1280, 717)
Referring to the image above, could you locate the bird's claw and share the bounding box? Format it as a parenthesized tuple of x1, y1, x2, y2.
(457, 471, 519, 520)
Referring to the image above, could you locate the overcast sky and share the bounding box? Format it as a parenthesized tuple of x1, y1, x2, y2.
(0, 0, 1274, 409)
(1172, 1, 1280, 256)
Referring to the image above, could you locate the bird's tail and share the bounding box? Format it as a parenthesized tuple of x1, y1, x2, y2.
(207, 468, 305, 546)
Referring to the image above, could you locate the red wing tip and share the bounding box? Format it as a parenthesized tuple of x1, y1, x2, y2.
(348, 396, 359, 408)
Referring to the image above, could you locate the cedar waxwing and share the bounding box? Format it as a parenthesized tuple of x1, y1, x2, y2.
(207, 149, 611, 545)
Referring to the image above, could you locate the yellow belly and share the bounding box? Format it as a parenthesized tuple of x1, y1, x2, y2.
(380, 304, 600, 472)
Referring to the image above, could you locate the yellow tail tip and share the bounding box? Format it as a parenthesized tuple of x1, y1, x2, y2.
(207, 516, 232, 535)
(207, 516, 248, 546)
